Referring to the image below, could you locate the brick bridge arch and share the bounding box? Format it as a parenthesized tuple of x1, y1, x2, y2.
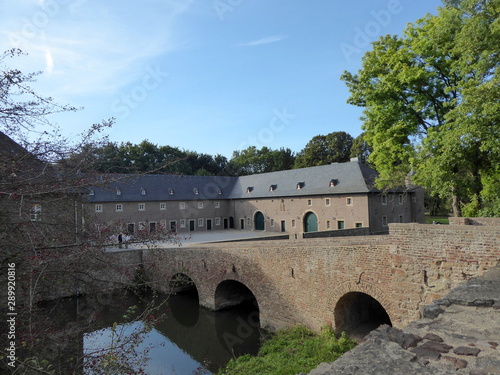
(327, 280, 394, 335)
(141, 223, 500, 333)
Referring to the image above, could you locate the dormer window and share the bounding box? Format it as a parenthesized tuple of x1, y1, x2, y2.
(140, 188, 146, 196)
(168, 188, 174, 195)
(89, 189, 95, 196)
(217, 189, 222, 195)
(193, 188, 199, 195)
(246, 187, 253, 193)
(116, 189, 122, 196)
(296, 182, 304, 190)
(269, 184, 277, 192)
(329, 179, 337, 187)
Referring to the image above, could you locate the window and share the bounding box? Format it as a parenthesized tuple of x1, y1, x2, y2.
(270, 219, 275, 227)
(246, 187, 253, 193)
(382, 216, 388, 227)
(116, 189, 122, 196)
(292, 219, 296, 227)
(89, 190, 95, 196)
(95, 204, 103, 213)
(381, 194, 387, 205)
(198, 218, 204, 227)
(326, 220, 331, 229)
(193, 188, 199, 195)
(398, 194, 404, 204)
(179, 219, 186, 228)
(247, 217, 251, 225)
(325, 198, 330, 206)
(116, 204, 123, 212)
(214, 201, 220, 208)
(296, 182, 304, 190)
(355, 222, 363, 228)
(168, 188, 174, 195)
(160, 202, 166, 210)
(139, 222, 146, 231)
(30, 204, 42, 221)
(198, 202, 204, 209)
(269, 184, 277, 191)
(337, 220, 345, 229)
(140, 188, 146, 196)
(307, 199, 312, 206)
(149, 222, 156, 232)
(215, 217, 221, 226)
(217, 189, 222, 195)
(179, 202, 186, 209)
(346, 197, 353, 206)
(329, 179, 337, 187)
(138, 203, 145, 211)
(160, 220, 167, 229)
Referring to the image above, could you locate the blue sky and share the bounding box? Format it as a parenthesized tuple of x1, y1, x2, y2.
(0, 0, 443, 158)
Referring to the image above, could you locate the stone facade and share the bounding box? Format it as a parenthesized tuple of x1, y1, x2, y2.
(85, 160, 425, 237)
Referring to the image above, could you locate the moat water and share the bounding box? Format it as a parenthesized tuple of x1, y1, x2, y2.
(80, 290, 263, 374)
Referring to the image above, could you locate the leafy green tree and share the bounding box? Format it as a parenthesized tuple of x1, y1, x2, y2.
(229, 146, 295, 175)
(294, 132, 353, 168)
(350, 132, 372, 165)
(341, 0, 499, 216)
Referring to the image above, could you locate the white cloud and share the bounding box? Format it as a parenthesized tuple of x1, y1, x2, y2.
(0, 0, 194, 96)
(237, 35, 288, 47)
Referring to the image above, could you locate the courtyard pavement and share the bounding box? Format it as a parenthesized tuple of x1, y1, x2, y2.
(105, 230, 286, 252)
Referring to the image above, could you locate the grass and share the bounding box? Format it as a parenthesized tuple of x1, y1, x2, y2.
(425, 216, 450, 224)
(216, 326, 356, 375)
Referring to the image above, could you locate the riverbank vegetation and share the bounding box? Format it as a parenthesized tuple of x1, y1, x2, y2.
(217, 326, 356, 375)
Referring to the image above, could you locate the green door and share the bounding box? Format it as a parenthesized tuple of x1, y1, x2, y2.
(254, 212, 265, 231)
(304, 212, 318, 232)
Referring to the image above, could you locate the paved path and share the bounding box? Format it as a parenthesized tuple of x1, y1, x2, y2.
(105, 230, 285, 252)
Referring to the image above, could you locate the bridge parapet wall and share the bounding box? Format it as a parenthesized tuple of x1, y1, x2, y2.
(388, 223, 500, 311)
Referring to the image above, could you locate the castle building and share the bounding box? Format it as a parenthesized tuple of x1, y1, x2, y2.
(85, 158, 425, 237)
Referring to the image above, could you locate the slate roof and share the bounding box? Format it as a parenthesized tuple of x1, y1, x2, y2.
(86, 174, 238, 202)
(232, 161, 379, 199)
(87, 160, 382, 202)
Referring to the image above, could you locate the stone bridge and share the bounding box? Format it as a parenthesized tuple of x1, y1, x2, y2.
(142, 222, 500, 336)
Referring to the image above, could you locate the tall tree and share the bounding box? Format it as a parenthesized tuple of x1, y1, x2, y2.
(350, 132, 372, 165)
(294, 131, 353, 168)
(0, 50, 161, 373)
(229, 146, 295, 175)
(341, 0, 499, 216)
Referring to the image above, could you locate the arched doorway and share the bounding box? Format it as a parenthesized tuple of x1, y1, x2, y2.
(334, 292, 392, 339)
(304, 211, 318, 232)
(254, 211, 265, 231)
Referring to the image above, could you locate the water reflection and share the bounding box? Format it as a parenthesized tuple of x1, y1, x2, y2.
(83, 290, 263, 374)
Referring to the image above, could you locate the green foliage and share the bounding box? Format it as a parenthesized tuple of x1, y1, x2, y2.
(294, 131, 353, 168)
(229, 146, 295, 175)
(217, 326, 356, 375)
(341, 0, 500, 217)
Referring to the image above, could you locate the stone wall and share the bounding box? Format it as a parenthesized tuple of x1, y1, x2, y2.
(449, 217, 500, 226)
(143, 222, 500, 333)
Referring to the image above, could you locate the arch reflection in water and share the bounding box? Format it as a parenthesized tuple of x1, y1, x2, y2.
(83, 287, 262, 374)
